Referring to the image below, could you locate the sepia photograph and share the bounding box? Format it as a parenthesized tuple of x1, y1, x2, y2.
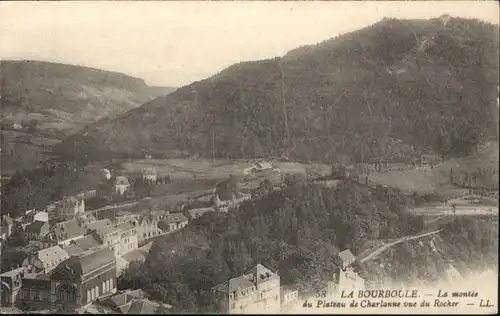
(0, 1, 498, 314)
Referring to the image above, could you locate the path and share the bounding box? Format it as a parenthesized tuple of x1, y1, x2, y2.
(358, 229, 442, 263)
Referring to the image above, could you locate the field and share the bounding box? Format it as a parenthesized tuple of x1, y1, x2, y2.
(1, 130, 59, 174)
(366, 142, 499, 196)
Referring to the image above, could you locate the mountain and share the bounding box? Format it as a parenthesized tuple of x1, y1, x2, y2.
(56, 17, 499, 164)
(0, 60, 176, 172)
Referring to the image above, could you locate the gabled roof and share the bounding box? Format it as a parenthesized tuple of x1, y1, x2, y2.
(51, 219, 85, 241)
(98, 222, 135, 236)
(25, 220, 49, 235)
(338, 249, 356, 264)
(255, 161, 273, 169)
(71, 234, 102, 250)
(127, 299, 163, 314)
(37, 246, 70, 268)
(64, 245, 85, 256)
(162, 213, 188, 224)
(85, 219, 112, 231)
(245, 263, 278, 286)
(51, 247, 115, 280)
(115, 176, 130, 186)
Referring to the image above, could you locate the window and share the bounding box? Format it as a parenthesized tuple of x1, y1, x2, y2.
(106, 280, 110, 291)
(34, 290, 40, 300)
(231, 302, 235, 309)
(110, 278, 113, 290)
(102, 281, 106, 293)
(24, 290, 30, 299)
(91, 288, 95, 300)
(87, 290, 91, 303)
(95, 285, 99, 297)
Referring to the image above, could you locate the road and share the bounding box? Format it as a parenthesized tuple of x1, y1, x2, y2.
(411, 205, 499, 217)
(358, 229, 442, 263)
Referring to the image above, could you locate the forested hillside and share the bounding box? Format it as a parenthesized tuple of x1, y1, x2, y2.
(117, 180, 425, 312)
(58, 16, 499, 163)
(1, 60, 175, 172)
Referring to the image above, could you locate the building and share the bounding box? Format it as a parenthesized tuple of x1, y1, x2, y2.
(187, 207, 215, 220)
(0, 267, 25, 307)
(0, 215, 14, 241)
(48, 219, 86, 246)
(158, 213, 188, 234)
(244, 161, 275, 174)
(24, 221, 50, 241)
(63, 234, 103, 257)
(114, 176, 131, 196)
(337, 249, 356, 271)
(328, 250, 365, 296)
(280, 286, 299, 312)
(22, 246, 70, 275)
(83, 219, 112, 234)
(102, 169, 112, 181)
(211, 264, 281, 314)
(34, 212, 49, 223)
(141, 168, 157, 183)
(52, 196, 85, 222)
(49, 247, 117, 312)
(92, 222, 138, 257)
(17, 274, 51, 311)
(134, 210, 170, 242)
(85, 289, 172, 314)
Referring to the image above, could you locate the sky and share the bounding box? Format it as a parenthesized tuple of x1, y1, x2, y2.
(1, 1, 498, 87)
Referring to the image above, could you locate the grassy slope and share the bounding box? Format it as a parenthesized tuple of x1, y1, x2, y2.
(1, 60, 176, 173)
(57, 17, 499, 164)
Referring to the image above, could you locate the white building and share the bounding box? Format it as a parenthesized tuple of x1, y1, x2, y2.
(114, 176, 131, 196)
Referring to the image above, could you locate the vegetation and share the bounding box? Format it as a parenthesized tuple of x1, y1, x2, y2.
(117, 180, 425, 312)
(0, 161, 104, 218)
(360, 216, 498, 287)
(59, 17, 499, 164)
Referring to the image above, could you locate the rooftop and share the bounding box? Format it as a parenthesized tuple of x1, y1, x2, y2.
(51, 247, 115, 280)
(51, 219, 85, 242)
(85, 219, 112, 232)
(37, 245, 70, 268)
(338, 249, 356, 265)
(25, 220, 49, 234)
(71, 234, 102, 250)
(115, 176, 130, 186)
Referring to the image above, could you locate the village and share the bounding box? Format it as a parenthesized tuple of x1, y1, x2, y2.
(1, 153, 495, 314)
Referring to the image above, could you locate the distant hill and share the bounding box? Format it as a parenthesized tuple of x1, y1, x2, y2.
(56, 17, 499, 164)
(0, 60, 176, 172)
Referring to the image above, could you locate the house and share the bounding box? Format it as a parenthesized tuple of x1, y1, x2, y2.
(134, 210, 170, 242)
(213, 177, 251, 211)
(22, 246, 70, 274)
(51, 196, 85, 222)
(87, 289, 172, 314)
(187, 207, 215, 220)
(114, 177, 130, 196)
(17, 274, 51, 311)
(1, 214, 14, 240)
(69, 234, 102, 253)
(280, 286, 299, 312)
(337, 249, 356, 271)
(244, 161, 276, 174)
(141, 167, 157, 183)
(92, 222, 138, 257)
(83, 219, 112, 234)
(48, 219, 86, 246)
(24, 221, 50, 241)
(211, 264, 281, 314)
(49, 247, 117, 312)
(158, 213, 188, 233)
(0, 267, 25, 307)
(102, 169, 112, 181)
(34, 212, 49, 223)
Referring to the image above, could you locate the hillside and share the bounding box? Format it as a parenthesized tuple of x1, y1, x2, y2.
(116, 181, 497, 313)
(57, 17, 499, 164)
(0, 60, 176, 172)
